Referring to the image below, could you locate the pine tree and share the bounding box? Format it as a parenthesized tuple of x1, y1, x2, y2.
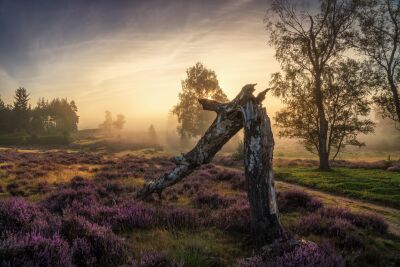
(13, 87, 30, 132)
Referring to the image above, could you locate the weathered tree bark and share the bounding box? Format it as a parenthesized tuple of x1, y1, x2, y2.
(388, 75, 400, 126)
(136, 84, 286, 244)
(241, 97, 284, 243)
(136, 85, 255, 199)
(314, 73, 331, 171)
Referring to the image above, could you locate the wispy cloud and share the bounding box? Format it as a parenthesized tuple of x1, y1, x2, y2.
(0, 0, 287, 129)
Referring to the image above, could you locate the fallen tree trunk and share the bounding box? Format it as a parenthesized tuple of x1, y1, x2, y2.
(136, 84, 286, 244)
(136, 85, 257, 199)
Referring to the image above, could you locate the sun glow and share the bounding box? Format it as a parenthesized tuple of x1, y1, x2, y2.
(0, 0, 282, 131)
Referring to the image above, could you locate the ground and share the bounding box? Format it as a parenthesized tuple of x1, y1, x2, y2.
(0, 144, 399, 267)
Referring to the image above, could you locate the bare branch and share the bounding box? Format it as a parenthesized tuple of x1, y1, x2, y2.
(198, 99, 224, 113)
(255, 88, 271, 103)
(136, 84, 259, 199)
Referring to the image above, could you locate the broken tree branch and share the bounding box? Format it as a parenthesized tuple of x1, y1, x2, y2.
(136, 84, 257, 199)
(197, 99, 225, 113)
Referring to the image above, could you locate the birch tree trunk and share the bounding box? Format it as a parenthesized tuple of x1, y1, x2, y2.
(241, 98, 284, 243)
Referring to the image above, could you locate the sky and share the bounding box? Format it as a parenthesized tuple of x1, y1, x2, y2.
(0, 0, 308, 130)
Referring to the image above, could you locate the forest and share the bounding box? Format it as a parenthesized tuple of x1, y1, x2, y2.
(0, 0, 399, 267)
(0, 87, 79, 144)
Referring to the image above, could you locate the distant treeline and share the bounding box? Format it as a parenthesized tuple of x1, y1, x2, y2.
(0, 87, 79, 144)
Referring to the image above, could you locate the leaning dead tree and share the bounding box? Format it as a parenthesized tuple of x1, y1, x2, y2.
(137, 84, 285, 243)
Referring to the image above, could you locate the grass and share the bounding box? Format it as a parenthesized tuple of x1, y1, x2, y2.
(126, 228, 247, 266)
(274, 142, 400, 162)
(0, 162, 96, 201)
(44, 167, 92, 184)
(275, 167, 400, 208)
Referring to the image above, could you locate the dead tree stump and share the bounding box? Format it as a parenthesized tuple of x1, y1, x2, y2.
(136, 84, 286, 244)
(241, 96, 284, 243)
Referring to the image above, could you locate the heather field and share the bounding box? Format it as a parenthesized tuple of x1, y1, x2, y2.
(3, 0, 400, 266)
(0, 147, 399, 267)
